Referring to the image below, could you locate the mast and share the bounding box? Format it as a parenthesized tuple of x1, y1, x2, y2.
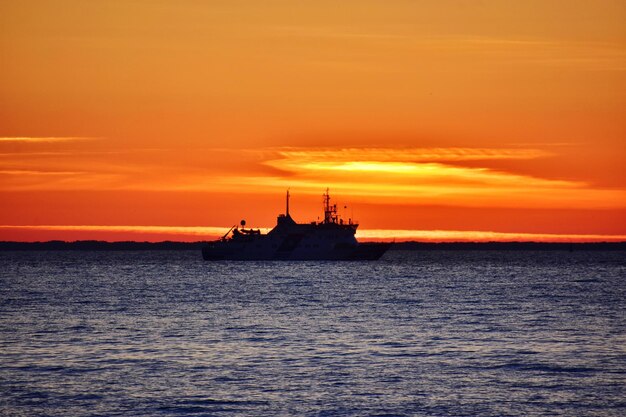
(286, 189, 290, 216)
(323, 188, 337, 224)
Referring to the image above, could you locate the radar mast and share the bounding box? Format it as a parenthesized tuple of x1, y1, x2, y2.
(323, 188, 338, 224)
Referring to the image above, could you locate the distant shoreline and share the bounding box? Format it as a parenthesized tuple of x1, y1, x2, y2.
(1, 241, 625, 251)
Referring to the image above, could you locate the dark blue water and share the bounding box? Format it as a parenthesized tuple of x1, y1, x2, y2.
(1, 250, 624, 416)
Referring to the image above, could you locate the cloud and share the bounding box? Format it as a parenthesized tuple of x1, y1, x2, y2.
(268, 26, 626, 70)
(1, 145, 624, 210)
(262, 147, 565, 189)
(0, 170, 85, 176)
(0, 225, 245, 236)
(0, 137, 96, 143)
(272, 147, 552, 162)
(0, 169, 125, 191)
(355, 229, 626, 242)
(241, 147, 625, 209)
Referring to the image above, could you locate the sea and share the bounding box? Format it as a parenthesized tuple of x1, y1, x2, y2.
(0, 250, 624, 417)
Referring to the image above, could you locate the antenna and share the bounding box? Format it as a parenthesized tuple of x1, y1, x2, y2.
(286, 189, 290, 216)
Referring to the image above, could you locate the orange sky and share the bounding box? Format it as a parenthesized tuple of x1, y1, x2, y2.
(1, 1, 625, 242)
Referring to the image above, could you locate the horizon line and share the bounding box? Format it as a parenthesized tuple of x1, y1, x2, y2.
(1, 225, 625, 243)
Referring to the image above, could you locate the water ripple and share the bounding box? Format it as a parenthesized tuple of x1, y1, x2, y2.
(0, 250, 624, 416)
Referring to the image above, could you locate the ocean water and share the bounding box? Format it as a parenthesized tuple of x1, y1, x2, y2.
(0, 250, 624, 417)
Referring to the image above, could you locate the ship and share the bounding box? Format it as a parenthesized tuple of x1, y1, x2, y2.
(202, 189, 391, 260)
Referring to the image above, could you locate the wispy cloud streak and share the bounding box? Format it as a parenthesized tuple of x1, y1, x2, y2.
(356, 229, 626, 242)
(0, 137, 95, 143)
(273, 147, 552, 162)
(0, 225, 247, 236)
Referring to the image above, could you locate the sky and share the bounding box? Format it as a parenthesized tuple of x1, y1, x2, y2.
(1, 0, 625, 242)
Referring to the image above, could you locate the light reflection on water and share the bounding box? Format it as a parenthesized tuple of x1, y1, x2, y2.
(0, 250, 625, 416)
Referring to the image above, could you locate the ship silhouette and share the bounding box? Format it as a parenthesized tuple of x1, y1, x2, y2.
(202, 189, 391, 260)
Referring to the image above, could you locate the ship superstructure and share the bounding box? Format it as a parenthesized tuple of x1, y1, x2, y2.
(202, 189, 390, 260)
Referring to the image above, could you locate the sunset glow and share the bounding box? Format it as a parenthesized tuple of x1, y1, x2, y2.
(2, 225, 624, 244)
(1, 1, 624, 242)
